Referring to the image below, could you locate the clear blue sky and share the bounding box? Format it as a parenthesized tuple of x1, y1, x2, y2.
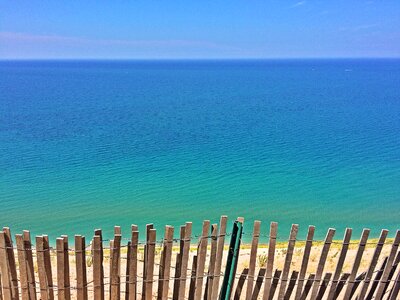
(1, 1, 399, 59)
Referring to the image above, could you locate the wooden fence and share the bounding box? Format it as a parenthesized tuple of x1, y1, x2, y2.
(0, 216, 399, 300)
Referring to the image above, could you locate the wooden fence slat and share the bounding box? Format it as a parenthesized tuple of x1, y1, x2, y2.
(142, 224, 154, 299)
(36, 236, 50, 300)
(56, 238, 66, 300)
(381, 250, 400, 296)
(145, 229, 156, 300)
(366, 257, 387, 300)
(269, 269, 281, 300)
(245, 221, 261, 300)
(127, 225, 138, 300)
(110, 239, 115, 296)
(250, 268, 266, 300)
(283, 270, 298, 300)
(93, 236, 103, 300)
(114, 226, 122, 280)
(0, 232, 12, 300)
(189, 256, 198, 300)
(23, 231, 37, 300)
(388, 267, 400, 300)
(205, 224, 218, 300)
(3, 228, 18, 300)
(194, 221, 210, 300)
(299, 274, 315, 300)
(278, 224, 299, 299)
(157, 231, 165, 300)
(350, 271, 366, 298)
(234, 268, 248, 300)
(158, 226, 174, 300)
(375, 230, 400, 299)
(93, 230, 103, 299)
(61, 236, 70, 300)
(0, 270, 3, 300)
(343, 228, 370, 299)
(110, 234, 122, 300)
(126, 241, 132, 300)
(294, 225, 315, 300)
(262, 221, 278, 300)
(309, 228, 335, 300)
(173, 253, 182, 300)
(357, 229, 388, 300)
(178, 222, 192, 300)
(75, 235, 88, 300)
(326, 227, 352, 300)
(210, 216, 227, 300)
(173, 225, 185, 300)
(124, 226, 136, 300)
(316, 273, 331, 300)
(334, 273, 350, 298)
(43, 235, 54, 300)
(114, 226, 121, 235)
(15, 234, 29, 300)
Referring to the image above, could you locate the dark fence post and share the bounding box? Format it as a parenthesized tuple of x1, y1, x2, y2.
(219, 220, 243, 300)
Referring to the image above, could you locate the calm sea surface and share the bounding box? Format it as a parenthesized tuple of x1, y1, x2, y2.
(1, 59, 399, 241)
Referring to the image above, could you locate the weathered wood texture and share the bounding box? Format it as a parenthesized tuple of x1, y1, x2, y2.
(0, 217, 398, 300)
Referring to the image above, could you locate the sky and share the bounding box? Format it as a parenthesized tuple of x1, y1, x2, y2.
(0, 1, 399, 59)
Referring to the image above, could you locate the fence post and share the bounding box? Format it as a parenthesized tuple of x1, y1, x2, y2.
(23, 230, 37, 300)
(75, 235, 88, 300)
(205, 223, 218, 300)
(245, 220, 261, 300)
(278, 224, 298, 299)
(93, 235, 103, 300)
(15, 234, 29, 300)
(3, 228, 19, 300)
(211, 216, 228, 300)
(219, 219, 243, 300)
(294, 225, 315, 300)
(127, 225, 139, 300)
(194, 220, 210, 300)
(262, 222, 278, 300)
(0, 232, 12, 300)
(309, 228, 335, 300)
(56, 238, 66, 300)
(145, 229, 156, 300)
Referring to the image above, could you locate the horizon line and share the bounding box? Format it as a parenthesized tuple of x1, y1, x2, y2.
(1, 56, 400, 61)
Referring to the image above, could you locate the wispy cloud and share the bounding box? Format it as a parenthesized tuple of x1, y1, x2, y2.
(291, 1, 306, 8)
(0, 31, 239, 50)
(339, 23, 379, 32)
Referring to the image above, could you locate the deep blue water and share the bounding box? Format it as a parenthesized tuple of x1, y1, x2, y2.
(1, 59, 399, 242)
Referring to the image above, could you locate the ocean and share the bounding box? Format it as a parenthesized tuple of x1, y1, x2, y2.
(1, 59, 399, 242)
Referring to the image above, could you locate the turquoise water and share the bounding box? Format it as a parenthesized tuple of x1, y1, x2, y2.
(1, 59, 399, 241)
